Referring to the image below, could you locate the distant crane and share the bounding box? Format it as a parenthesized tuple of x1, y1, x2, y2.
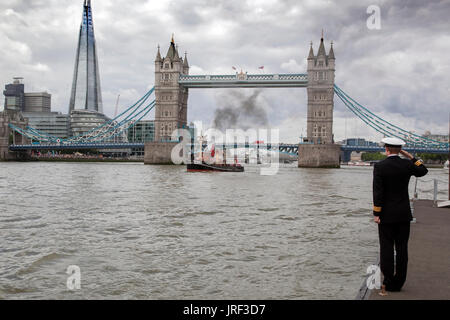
(114, 94, 120, 118)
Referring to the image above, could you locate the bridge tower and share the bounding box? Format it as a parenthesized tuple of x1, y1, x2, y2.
(145, 36, 189, 164)
(154, 36, 189, 142)
(298, 36, 340, 168)
(0, 110, 30, 160)
(306, 37, 335, 144)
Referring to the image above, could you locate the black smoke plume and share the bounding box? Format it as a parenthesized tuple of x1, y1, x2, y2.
(213, 90, 268, 131)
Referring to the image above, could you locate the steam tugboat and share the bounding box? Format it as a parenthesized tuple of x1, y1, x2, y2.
(187, 162, 244, 172)
(187, 142, 244, 173)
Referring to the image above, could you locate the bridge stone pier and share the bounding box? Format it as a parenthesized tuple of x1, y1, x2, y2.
(0, 110, 30, 160)
(144, 142, 178, 164)
(298, 37, 340, 168)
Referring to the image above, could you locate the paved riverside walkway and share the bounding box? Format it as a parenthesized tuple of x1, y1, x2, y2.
(367, 200, 450, 300)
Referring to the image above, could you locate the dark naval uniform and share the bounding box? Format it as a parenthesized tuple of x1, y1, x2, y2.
(373, 155, 428, 291)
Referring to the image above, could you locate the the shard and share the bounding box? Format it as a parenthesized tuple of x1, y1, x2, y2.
(69, 0, 103, 114)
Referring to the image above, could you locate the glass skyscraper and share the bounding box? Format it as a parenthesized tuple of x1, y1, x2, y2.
(69, 0, 103, 114)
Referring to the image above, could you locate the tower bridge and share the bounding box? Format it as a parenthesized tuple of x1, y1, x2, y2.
(149, 34, 340, 167)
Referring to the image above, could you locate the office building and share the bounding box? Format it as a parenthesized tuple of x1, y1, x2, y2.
(127, 120, 155, 143)
(423, 131, 448, 143)
(22, 112, 69, 138)
(3, 78, 25, 111)
(24, 92, 51, 113)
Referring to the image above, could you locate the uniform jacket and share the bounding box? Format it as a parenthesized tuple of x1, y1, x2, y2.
(373, 155, 428, 223)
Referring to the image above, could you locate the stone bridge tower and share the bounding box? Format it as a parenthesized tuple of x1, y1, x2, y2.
(0, 110, 30, 160)
(298, 36, 341, 168)
(306, 36, 335, 144)
(145, 36, 189, 164)
(154, 36, 189, 142)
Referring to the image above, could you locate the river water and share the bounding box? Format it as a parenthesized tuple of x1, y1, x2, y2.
(0, 162, 447, 299)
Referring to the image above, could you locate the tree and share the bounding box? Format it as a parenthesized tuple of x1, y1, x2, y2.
(416, 153, 447, 163)
(361, 152, 387, 161)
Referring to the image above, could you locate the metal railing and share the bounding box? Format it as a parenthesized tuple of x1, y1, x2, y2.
(413, 176, 448, 206)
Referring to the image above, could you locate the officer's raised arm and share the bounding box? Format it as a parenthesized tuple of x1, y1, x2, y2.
(399, 150, 428, 177)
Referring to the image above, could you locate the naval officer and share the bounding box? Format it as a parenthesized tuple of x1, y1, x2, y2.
(372, 137, 428, 294)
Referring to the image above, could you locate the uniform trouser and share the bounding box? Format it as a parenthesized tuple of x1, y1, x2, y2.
(378, 222, 410, 290)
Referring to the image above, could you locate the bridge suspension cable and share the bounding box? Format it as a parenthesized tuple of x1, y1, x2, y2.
(65, 87, 155, 143)
(78, 100, 156, 143)
(334, 85, 449, 150)
(67, 100, 155, 143)
(8, 87, 155, 144)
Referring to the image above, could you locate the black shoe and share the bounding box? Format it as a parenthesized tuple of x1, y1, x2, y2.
(385, 285, 401, 292)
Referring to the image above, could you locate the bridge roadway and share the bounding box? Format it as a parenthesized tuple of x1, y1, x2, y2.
(178, 73, 308, 88)
(9, 143, 449, 155)
(8, 143, 299, 154)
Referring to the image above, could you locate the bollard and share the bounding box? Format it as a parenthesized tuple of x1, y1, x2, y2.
(414, 177, 418, 199)
(410, 177, 418, 223)
(410, 199, 416, 223)
(433, 179, 438, 207)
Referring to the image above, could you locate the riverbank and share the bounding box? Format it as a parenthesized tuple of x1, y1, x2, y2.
(342, 162, 446, 169)
(423, 163, 448, 168)
(359, 200, 450, 300)
(28, 157, 143, 163)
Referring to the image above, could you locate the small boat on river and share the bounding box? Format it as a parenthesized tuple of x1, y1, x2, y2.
(187, 141, 244, 173)
(187, 162, 244, 172)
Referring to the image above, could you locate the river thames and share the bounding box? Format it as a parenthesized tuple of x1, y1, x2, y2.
(0, 162, 447, 299)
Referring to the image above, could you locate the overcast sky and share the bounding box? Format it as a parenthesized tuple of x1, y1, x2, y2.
(1, 0, 449, 142)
